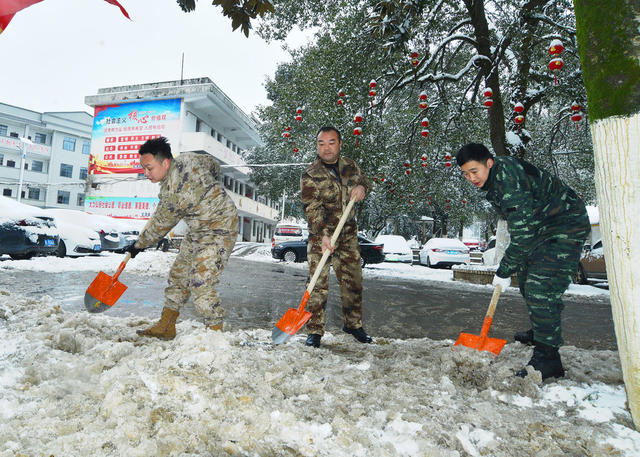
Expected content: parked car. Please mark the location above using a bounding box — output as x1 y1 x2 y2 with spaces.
462 238 481 251
113 218 148 252
43 208 102 257
374 235 413 263
419 237 470 268
44 208 122 252
271 223 306 248
271 235 385 267
576 239 607 284
0 196 59 259
481 236 497 265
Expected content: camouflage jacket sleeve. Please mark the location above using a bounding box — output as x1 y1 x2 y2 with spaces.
301 172 330 239
134 196 182 249
486 159 537 278
350 160 372 196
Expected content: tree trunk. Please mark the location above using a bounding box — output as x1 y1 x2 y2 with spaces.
573 0 640 430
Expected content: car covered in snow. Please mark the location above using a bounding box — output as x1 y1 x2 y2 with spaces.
271 223 306 247
419 237 470 268
374 234 413 263
41 208 122 252
271 235 385 267
42 208 102 257
576 239 607 284
0 196 59 259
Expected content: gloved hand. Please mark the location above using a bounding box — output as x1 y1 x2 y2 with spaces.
492 274 511 290
125 244 144 258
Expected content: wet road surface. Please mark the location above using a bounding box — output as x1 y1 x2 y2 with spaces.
0 257 616 350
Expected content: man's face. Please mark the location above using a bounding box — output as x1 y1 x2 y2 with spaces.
461 158 494 188
316 130 341 164
140 153 170 183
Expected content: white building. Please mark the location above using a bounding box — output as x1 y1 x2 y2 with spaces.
83 77 280 242
0 103 92 210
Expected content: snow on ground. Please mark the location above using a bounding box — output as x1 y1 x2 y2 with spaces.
0 289 637 456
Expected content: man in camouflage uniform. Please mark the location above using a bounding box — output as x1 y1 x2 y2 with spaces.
126 136 238 340
456 143 590 379
300 126 373 348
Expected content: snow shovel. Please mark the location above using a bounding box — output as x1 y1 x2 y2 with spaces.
454 284 507 356
272 199 357 344
84 252 131 313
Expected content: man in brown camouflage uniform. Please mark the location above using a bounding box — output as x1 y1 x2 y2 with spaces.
126 136 238 340
300 126 373 348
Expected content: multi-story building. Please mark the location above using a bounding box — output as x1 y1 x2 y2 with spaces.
0 102 92 209
83 77 279 242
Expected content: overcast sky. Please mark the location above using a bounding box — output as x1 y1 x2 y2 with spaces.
0 0 309 118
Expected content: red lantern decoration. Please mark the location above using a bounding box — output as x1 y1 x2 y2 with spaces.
444 153 451 161
421 117 430 128
444 162 452 168
353 126 362 147
483 88 493 98
484 99 493 108
404 160 411 168
409 49 418 59
462 199 467 204
411 59 419 67
282 132 291 139
514 102 524 113
295 115 302 122
409 200 414 205
369 80 377 89
422 162 428 169
296 107 303 114
419 101 428 110
284 126 291 131
337 98 344 106
369 80 377 108
571 101 582 112
354 112 363 123
339 89 345 97
421 130 430 144
446 204 451 209
548 58 564 85
514 114 525 133
548 39 564 55
369 88 377 97
293 147 299 153
419 91 427 101
421 153 428 161
571 111 583 131
405 168 412 176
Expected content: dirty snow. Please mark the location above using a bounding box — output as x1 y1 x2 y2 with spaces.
0 289 637 456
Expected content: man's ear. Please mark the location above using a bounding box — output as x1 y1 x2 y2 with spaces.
487 158 494 169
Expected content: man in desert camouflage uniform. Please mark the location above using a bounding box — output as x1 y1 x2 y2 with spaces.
126 136 238 340
456 143 590 379
300 126 373 348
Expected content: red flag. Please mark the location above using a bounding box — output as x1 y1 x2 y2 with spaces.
0 0 129 35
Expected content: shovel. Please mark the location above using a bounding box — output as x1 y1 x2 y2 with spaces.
84 252 131 313
272 199 356 344
454 284 507 356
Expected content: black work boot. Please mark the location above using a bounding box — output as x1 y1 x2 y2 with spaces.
305 334 322 348
514 328 534 345
516 343 565 380
343 326 373 344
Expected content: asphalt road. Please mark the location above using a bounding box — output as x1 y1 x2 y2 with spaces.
0 257 616 350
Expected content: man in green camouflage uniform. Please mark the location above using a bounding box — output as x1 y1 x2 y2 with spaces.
456 143 590 379
126 136 238 340
300 126 373 348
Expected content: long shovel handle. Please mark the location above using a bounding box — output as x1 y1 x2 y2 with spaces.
297 199 356 313
485 284 502 319
111 251 131 283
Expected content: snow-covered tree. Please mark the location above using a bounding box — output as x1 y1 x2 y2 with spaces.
573 0 640 431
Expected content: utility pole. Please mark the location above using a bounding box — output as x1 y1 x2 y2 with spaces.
280 190 286 221
17 137 33 203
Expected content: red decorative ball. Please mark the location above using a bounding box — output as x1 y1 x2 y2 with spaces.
548 40 564 55
444 162 452 168
514 102 524 113
514 115 525 125
353 127 362 136
421 117 430 128
549 58 564 71
337 99 344 106
369 80 377 89
484 99 493 107
483 88 493 98
419 91 427 101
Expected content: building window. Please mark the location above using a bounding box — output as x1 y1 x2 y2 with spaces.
0 125 7 136
63 137 76 151
3 189 11 197
31 160 43 172
79 167 88 180
34 133 47 144
7 160 15 168
9 132 18 138
60 163 73 178
57 190 70 204
23 162 28 170
226 140 232 149
217 133 222 142
77 193 85 206
28 188 40 200
0 154 3 166
82 141 90 155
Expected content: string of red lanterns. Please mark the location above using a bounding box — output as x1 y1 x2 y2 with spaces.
548 39 564 86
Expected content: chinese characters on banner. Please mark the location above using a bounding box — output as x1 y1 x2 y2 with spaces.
85 196 159 220
88 99 182 175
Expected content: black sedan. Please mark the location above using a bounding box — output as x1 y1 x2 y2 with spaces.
271 235 385 267
0 215 59 260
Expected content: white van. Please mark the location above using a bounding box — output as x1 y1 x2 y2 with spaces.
272 223 306 247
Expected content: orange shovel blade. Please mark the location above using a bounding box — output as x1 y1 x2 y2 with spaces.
454 332 507 356
273 308 312 337
86 271 128 307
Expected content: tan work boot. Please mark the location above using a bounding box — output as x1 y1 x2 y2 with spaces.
208 323 223 331
137 307 179 340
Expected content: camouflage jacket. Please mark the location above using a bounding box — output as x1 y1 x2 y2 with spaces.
135 152 237 249
301 156 371 241
482 156 590 278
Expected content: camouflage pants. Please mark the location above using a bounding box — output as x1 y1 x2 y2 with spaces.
165 218 238 327
518 236 587 348
305 234 364 335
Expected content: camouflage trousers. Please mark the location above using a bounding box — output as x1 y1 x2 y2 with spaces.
165 218 238 327
305 234 364 335
518 235 588 348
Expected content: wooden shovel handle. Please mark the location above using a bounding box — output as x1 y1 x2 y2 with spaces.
111 251 131 283
306 199 356 295
485 284 502 319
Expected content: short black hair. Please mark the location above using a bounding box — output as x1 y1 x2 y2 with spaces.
139 136 173 161
317 126 342 143
456 143 493 166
